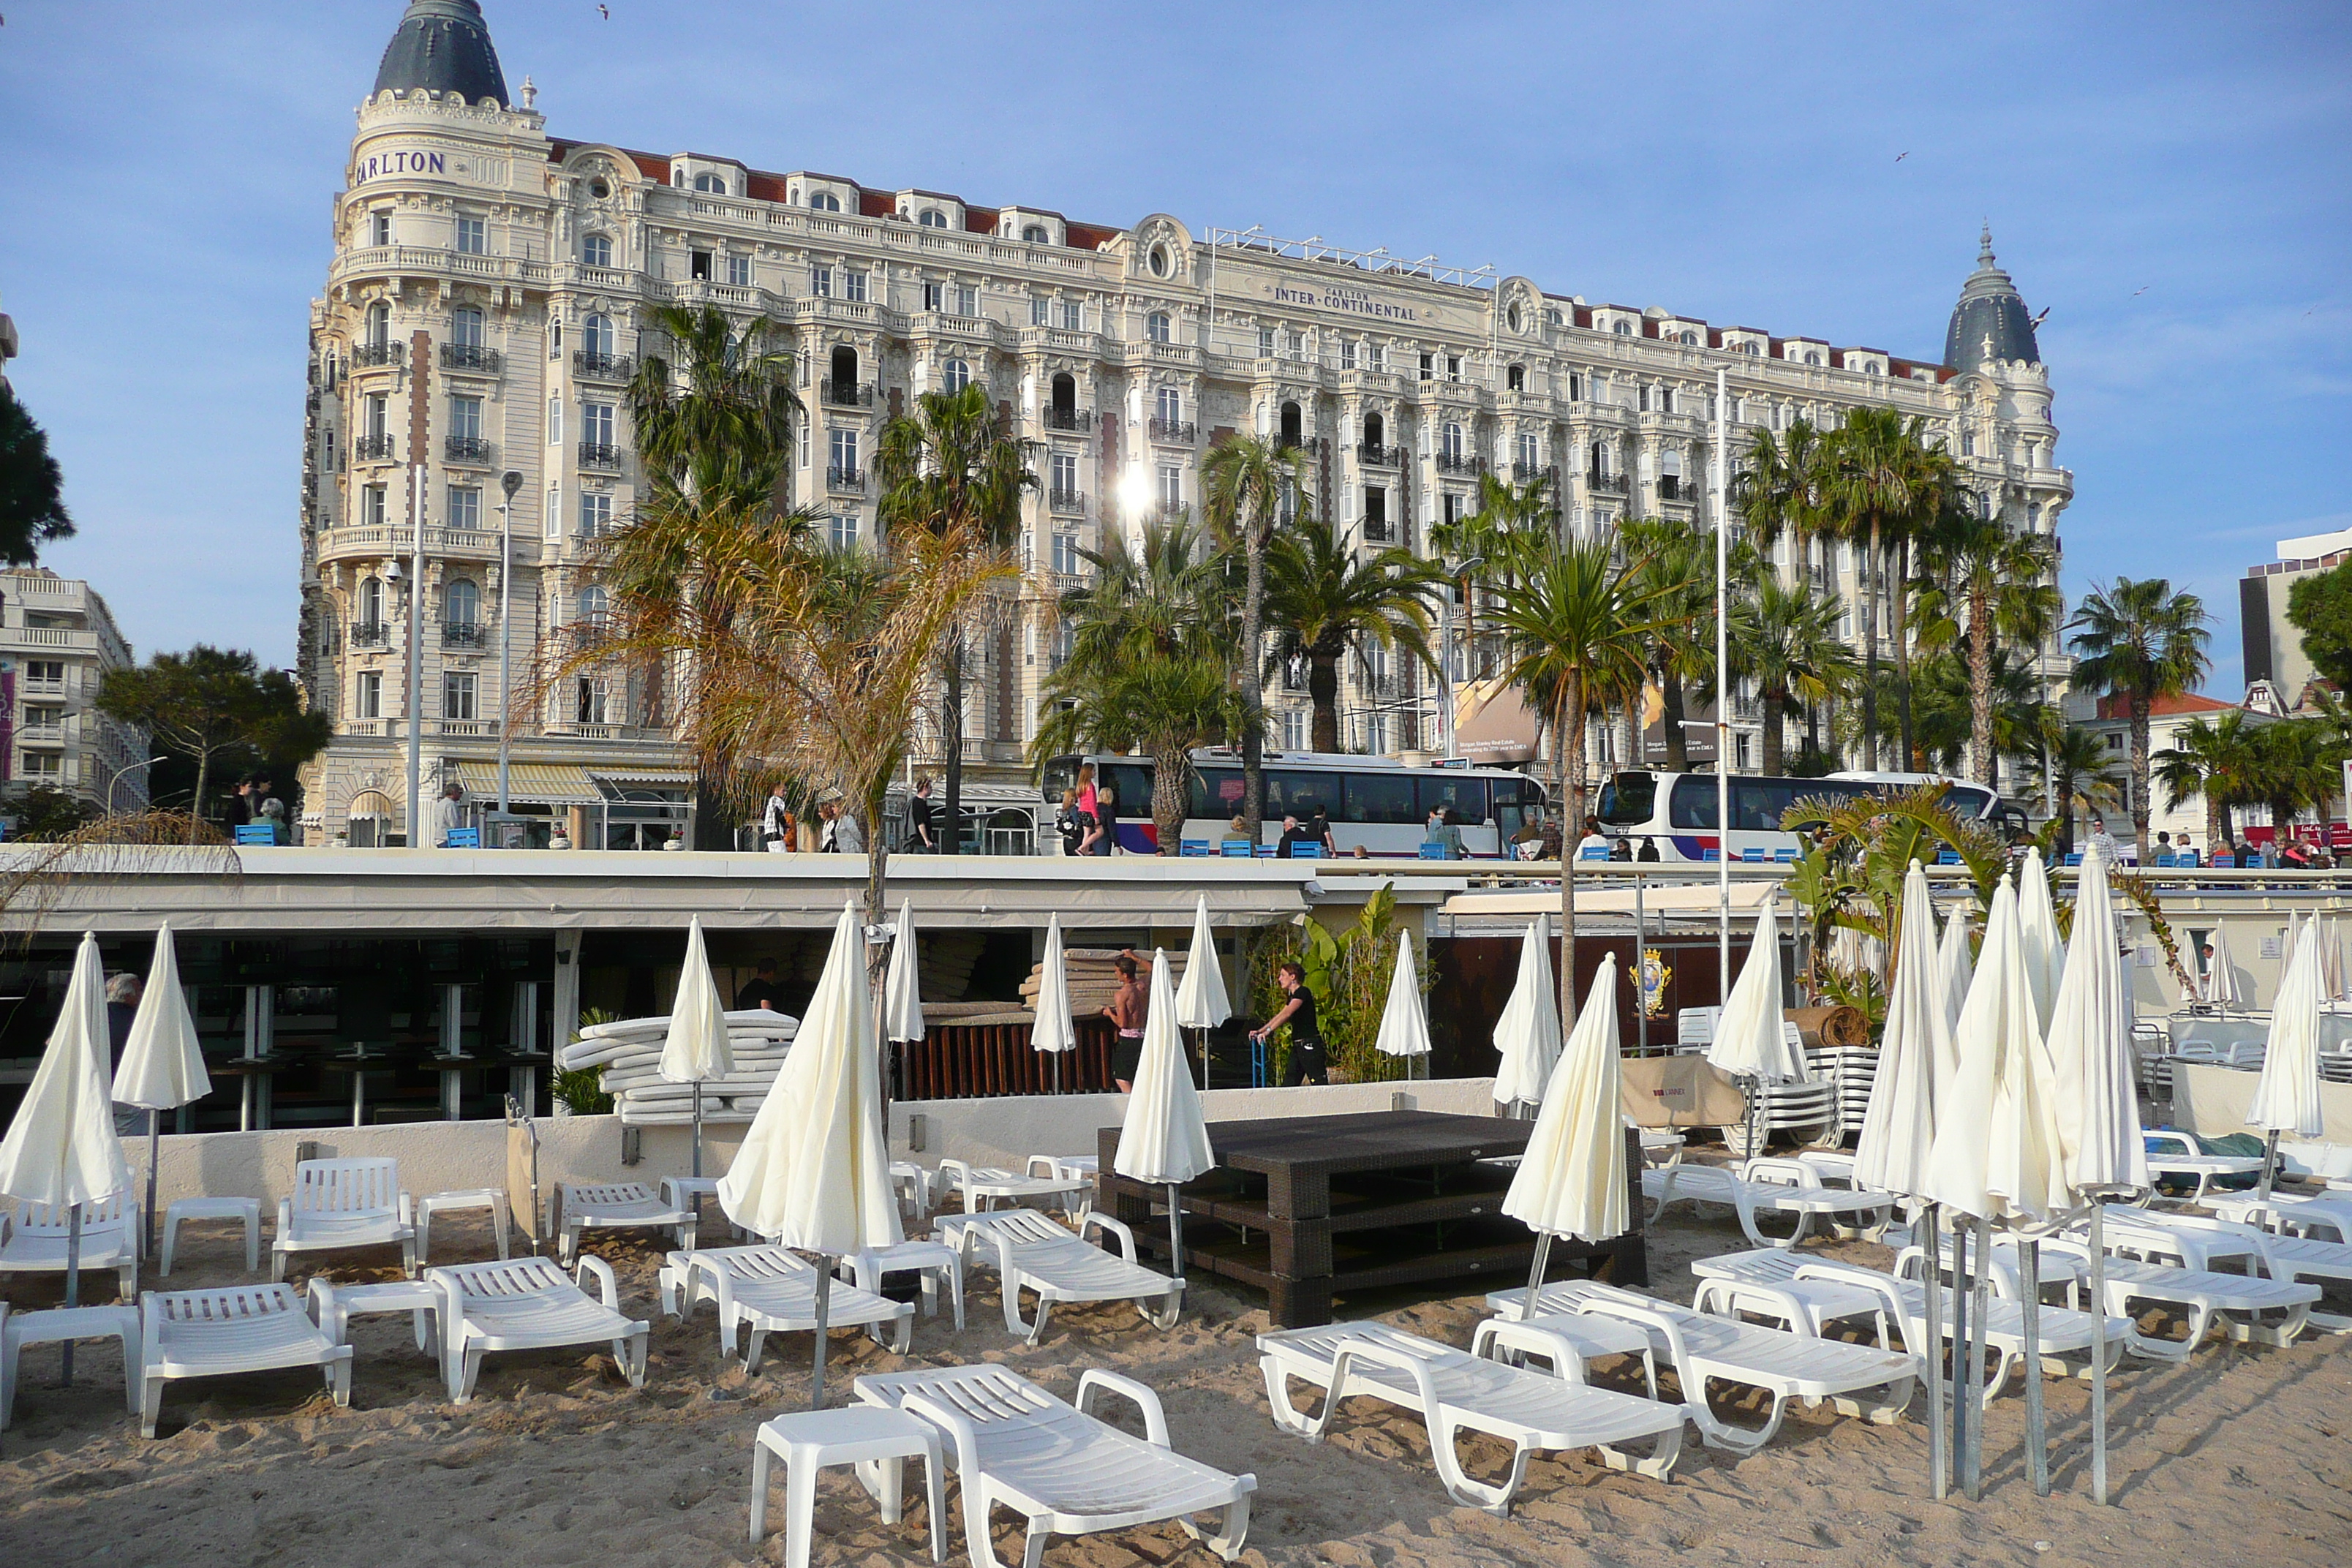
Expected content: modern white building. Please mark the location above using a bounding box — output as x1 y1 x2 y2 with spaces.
300 0 2073 843
0 567 147 815
2240 524 2352 705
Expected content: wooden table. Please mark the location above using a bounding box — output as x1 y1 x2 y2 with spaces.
1098 1109 1646 1327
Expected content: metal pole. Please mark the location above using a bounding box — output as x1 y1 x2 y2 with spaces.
1167 1182 1186 1283
2023 1238 2048 1496
692 1082 704 1180
1950 1213 1970 1489
1714 368 1731 1001
1964 1213 1994 1499
62 1203 81 1385
808 1258 832 1409
146 1111 162 1258
406 456 426 846
2257 1127 2283 1199
2089 1202 2110 1504
496 472 519 817
1635 874 1648 1054
1923 1200 1946 1499
1521 1231 1554 1319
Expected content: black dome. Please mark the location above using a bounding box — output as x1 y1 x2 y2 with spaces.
374 0 509 106
1943 225 2041 372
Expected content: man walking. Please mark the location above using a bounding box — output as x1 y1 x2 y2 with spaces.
1251 962 1329 1086
761 783 791 852
907 777 938 853
834 803 866 856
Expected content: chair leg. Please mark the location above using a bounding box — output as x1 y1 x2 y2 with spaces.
244 1213 260 1274
784 1448 819 1568
1021 1517 1053 1568
744 1327 766 1376
415 1211 431 1267
494 1202 510 1261
140 1373 165 1439
327 1355 353 1409
401 1236 418 1280
748 1443 772 1542
1179 1496 1252 1562
922 1448 946 1563
454 1346 485 1403
620 1330 648 1389
272 1245 288 1284
875 1455 905 1525
160 1213 180 1278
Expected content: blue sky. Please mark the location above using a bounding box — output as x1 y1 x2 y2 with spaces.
1 1 2345 693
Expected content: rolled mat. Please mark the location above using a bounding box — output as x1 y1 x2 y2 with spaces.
1785 1004 1872 1049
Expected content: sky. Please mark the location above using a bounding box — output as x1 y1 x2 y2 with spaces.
1 1 2345 694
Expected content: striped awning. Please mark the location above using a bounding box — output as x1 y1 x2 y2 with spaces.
449 761 605 804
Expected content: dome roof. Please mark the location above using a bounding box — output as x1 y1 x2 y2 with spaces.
374 0 509 107
1943 225 2040 372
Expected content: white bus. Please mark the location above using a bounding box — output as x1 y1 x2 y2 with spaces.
1039 750 1548 857
1592 768 2019 862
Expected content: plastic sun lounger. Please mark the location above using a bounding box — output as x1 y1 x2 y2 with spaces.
659 1245 913 1367
1255 1319 1686 1514
552 1181 696 1266
932 1159 1090 1215
858 1362 1256 1568
2141 1131 2266 1200
274 1158 417 1281
2110 1207 2352 1330
139 1285 353 1438
1 1194 142 1300
2036 1232 2318 1354
427 1256 649 1403
1482 1280 1918 1454
2206 1193 2352 1246
949 1207 1182 1343
1642 1160 1895 1248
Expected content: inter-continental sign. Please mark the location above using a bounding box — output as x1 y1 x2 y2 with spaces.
1263 282 1418 323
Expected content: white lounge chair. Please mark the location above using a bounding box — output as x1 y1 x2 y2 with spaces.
1256 1319 1686 1513
660 1245 913 1366
941 1207 1181 1343
2141 1131 2265 1200
858 1362 1256 1568
932 1158 1089 1215
551 1181 696 1267
427 1255 649 1402
1795 1256 2131 1404
1485 1280 1918 1453
2206 1193 2352 1247
2107 1207 2352 1330
1 1194 142 1300
2035 1232 2318 1354
274 1158 416 1281
1642 1160 1893 1248
139 1285 353 1437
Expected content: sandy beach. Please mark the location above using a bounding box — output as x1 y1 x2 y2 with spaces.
4 1203 2348 1568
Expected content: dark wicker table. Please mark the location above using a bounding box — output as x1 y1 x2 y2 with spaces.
1097 1109 1646 1327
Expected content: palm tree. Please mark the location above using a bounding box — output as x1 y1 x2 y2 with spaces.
2035 718 2122 858
625 304 800 513
1488 537 1685 1006
1621 517 1720 772
2068 578 2212 862
2246 719 2345 851
1734 420 1834 755
876 384 1038 853
1727 573 1858 776
1912 505 2062 786
1264 523 1446 753
1202 436 1312 837
2153 711 2260 851
1822 407 1956 768
1430 470 1558 676
1899 648 2049 777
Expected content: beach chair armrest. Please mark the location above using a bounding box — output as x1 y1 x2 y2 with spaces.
1025 1155 1060 1181
1574 1295 1692 1369
1792 1262 1910 1327
934 1159 975 1194
1080 1210 1139 1260
1077 1368 1172 1447
1472 1316 1598 1380
575 1254 621 1311
1319 1338 1444 1428
399 1192 416 1227
901 1387 981 1474
276 1197 294 1237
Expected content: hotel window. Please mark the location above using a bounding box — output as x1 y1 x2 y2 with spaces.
1440 422 1463 463
451 306 485 348
578 491 613 537
356 671 382 720
1517 433 1539 470
1281 708 1308 751
581 401 615 448
810 264 832 298
1259 326 1276 357
21 660 64 687
693 171 728 195
447 485 482 530
1443 491 1466 527
1507 363 1525 391
1613 321 1633 336
829 427 859 478
1051 453 1078 494
1155 386 1182 424
828 513 859 550
546 396 562 445
918 208 948 228
923 282 944 313
1060 299 1083 331
1960 428 1976 457
942 358 970 395
446 577 480 627
844 270 867 303
363 302 391 349
361 483 388 527
1022 225 1048 243
1362 486 1390 540
358 576 385 627
1341 339 1357 370
1368 342 1387 372
581 233 612 268
727 253 752 287
807 190 841 212
1158 466 1182 510
1418 352 1433 381
1050 531 1085 574
956 284 978 317
370 210 392 246
1364 713 1390 756
450 395 483 442
454 216 486 255
1446 355 1462 381
576 585 609 627
576 677 608 725
442 671 478 723
582 314 615 359
1146 312 1172 344
1030 295 1049 326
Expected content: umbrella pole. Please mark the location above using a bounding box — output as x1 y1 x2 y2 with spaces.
2089 1202 2109 1505
1167 1183 1186 1282
1964 1213 1994 1500
1522 1232 1554 1320
2023 1237 2048 1496
2257 1128 2282 1200
147 1109 163 1258
692 1082 704 1180
808 1257 832 1410
1923 1201 1946 1500
1949 1211 1969 1482
63 1202 82 1387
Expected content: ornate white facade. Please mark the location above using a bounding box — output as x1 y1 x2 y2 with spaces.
300 2 2071 841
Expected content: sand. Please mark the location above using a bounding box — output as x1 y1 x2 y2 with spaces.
4 1203 2350 1568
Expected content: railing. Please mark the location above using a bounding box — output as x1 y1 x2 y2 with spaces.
349 622 391 649
17 723 64 744
573 350 634 380
826 466 867 492
1362 516 1393 543
1147 417 1196 445
1357 443 1405 467
1434 453 1481 475
558 723 623 739
445 435 494 464
440 343 501 374
1656 475 1692 501
355 434 397 461
1048 488 1087 513
1512 461 1559 485
578 442 624 470
435 720 500 737
350 342 404 369
821 379 875 407
443 622 488 648
1588 471 1630 494
1039 407 1091 431
1274 435 1323 456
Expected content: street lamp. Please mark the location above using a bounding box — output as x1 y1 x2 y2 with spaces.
496 469 524 821
105 755 160 817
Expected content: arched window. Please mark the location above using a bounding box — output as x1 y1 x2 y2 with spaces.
942 358 970 395
358 576 384 629
1506 303 1523 333
1589 440 1609 476
1441 422 1463 463
1804 352 1823 366
583 313 614 358
1362 411 1385 449
1741 341 1760 356
1279 401 1303 448
451 306 484 348
918 208 948 228
1022 225 1048 244
581 233 613 268
693 171 728 195
807 191 841 212
446 578 480 627
829 344 858 394
576 585 609 627
1680 331 1699 345
1050 372 1077 416
1145 312 1171 344
364 302 391 349
1507 363 1526 392
1613 321 1633 336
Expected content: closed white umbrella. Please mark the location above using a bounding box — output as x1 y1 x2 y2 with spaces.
2016 850 2067 1033
1490 916 1561 1115
883 900 924 1044
2323 915 2346 1002
1031 914 1076 1092
1504 951 1627 1307
1855 862 1950 1199
659 916 736 1179
2247 915 2327 1190
1936 906 1975 1038
111 923 211 1256
1373 929 1432 1076
1113 950 1214 1286
718 902 902 1406
0 932 131 1385
1708 893 1804 1156
2204 924 2244 1011
1174 895 1232 1030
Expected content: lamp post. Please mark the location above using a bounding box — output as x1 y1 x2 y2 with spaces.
1437 554 1485 761
1714 368 1730 999
496 470 524 819
105 755 160 817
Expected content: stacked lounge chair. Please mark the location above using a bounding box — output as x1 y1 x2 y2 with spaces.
557 1009 797 1126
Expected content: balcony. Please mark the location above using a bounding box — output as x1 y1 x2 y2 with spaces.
1357 443 1405 468
578 442 625 471
573 350 635 381
17 723 64 745
1039 407 1092 432
1362 516 1393 544
440 342 502 374
1273 435 1323 456
350 342 404 369
826 466 867 493
434 719 500 738
821 379 875 407
445 434 494 464
443 622 488 649
354 434 397 462
1434 453 1481 476
1512 461 1559 486
1656 475 1692 502
348 622 392 649
1048 488 1087 513
1147 417 1196 445
1588 471 1631 495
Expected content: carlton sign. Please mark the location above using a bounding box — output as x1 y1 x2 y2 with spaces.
356 148 449 181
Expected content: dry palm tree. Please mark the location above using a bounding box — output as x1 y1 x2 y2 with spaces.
1202 434 1311 840
2068 577 2212 862
1912 505 2062 786
1264 521 1446 753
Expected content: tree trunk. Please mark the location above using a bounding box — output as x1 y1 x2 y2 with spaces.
1861 516 1882 769
941 630 965 856
1242 524 1266 840
1556 676 1586 1029
1662 671 1690 772
189 747 211 846
862 791 893 1103
1761 690 1787 777
1308 650 1341 753
1968 587 1997 789
1893 533 1916 769
1154 751 1188 855
1800 529 1823 758
2129 699 2152 863
2208 791 2226 856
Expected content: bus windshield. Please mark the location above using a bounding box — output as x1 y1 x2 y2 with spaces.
1596 772 1657 828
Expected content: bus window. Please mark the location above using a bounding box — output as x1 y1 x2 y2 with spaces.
1188 766 1244 821
1491 777 1536 836
1267 770 1341 822
1104 763 1154 821
1946 785 1994 821
1667 774 1719 829
1420 775 1490 826
1733 779 1801 832
1346 771 1418 825
1595 772 1655 828
1041 755 1079 804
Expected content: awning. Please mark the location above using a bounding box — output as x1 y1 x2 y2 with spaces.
347 789 397 821
449 761 605 804
595 770 696 789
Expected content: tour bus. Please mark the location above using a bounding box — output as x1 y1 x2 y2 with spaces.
1593 768 2021 862
1038 750 1548 857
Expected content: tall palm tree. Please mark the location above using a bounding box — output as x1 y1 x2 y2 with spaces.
876 384 1037 852
1202 435 1312 839
1727 573 1858 776
2035 718 2122 858
1734 419 1834 755
1488 537 1685 1006
1912 505 2062 787
1822 407 1955 768
1620 517 1718 772
1264 523 1446 753
1431 470 1558 676
2246 719 2345 851
1899 647 2049 777
625 304 800 513
2153 711 2260 851
2068 577 2212 862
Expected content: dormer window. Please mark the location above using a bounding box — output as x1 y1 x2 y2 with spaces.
1022 225 1048 244
693 172 728 195
1679 331 1698 345
919 208 948 228
807 191 842 212
1613 321 1632 336
1804 352 1823 366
